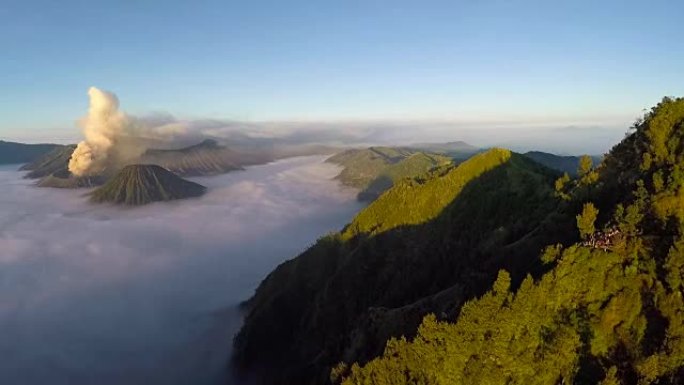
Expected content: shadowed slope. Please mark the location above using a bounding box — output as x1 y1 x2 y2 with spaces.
340 97 684 385
233 148 565 385
357 152 453 201
90 165 206 206
523 151 603 176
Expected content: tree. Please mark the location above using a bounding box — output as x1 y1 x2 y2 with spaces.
554 173 571 200
577 202 598 240
578 155 593 177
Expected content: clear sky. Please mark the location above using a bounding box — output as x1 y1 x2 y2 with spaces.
1 0 683 143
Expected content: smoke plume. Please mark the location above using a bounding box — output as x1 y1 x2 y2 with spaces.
68 87 132 176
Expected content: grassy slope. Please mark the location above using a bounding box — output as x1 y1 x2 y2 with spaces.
346 148 511 236
328 147 453 200
90 164 206 205
328 147 413 189
358 152 452 200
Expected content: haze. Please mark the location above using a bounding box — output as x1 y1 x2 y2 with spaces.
0 157 363 385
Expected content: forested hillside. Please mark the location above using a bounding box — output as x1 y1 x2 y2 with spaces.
327 147 453 201
337 97 684 384
234 146 576 384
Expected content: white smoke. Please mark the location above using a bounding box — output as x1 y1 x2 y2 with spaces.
68 87 131 176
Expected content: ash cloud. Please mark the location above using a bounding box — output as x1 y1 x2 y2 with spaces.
0 157 363 385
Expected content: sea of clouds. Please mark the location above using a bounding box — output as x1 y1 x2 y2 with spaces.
0 156 363 385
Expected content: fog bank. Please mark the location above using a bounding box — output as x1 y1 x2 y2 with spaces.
0 156 363 385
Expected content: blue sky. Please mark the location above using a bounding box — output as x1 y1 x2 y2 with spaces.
1 0 683 144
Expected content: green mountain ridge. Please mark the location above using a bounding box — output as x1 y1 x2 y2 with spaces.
90 164 206 205
327 146 453 201
234 97 684 385
335 97 684 384
233 148 570 384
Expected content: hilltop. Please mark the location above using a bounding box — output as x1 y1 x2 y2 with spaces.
524 150 603 176
90 164 206 206
235 98 684 385
335 97 684 385
234 148 567 384
327 147 454 201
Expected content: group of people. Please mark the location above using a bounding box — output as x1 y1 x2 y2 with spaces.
581 226 621 251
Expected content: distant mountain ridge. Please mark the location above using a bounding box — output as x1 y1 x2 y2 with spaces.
407 140 480 158
0 140 61 165
139 139 245 176
523 151 603 176
21 139 275 189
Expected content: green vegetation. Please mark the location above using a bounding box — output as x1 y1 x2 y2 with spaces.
327 147 453 201
335 97 684 385
234 147 567 384
90 164 206 205
576 202 598 239
344 148 512 236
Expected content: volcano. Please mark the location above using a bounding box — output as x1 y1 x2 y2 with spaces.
139 139 244 176
90 164 206 206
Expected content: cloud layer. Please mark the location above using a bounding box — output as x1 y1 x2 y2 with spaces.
0 156 363 385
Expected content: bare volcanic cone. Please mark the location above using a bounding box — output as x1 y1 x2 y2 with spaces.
90 164 206 206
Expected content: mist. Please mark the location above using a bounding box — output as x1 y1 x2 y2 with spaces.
0 156 363 385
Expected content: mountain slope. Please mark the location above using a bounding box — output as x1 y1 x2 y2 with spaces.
327 147 453 201
139 139 246 176
24 139 249 188
0 140 60 165
90 165 206 205
407 141 480 158
21 145 76 178
233 148 568 384
37 170 106 189
523 151 603 176
338 97 684 385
